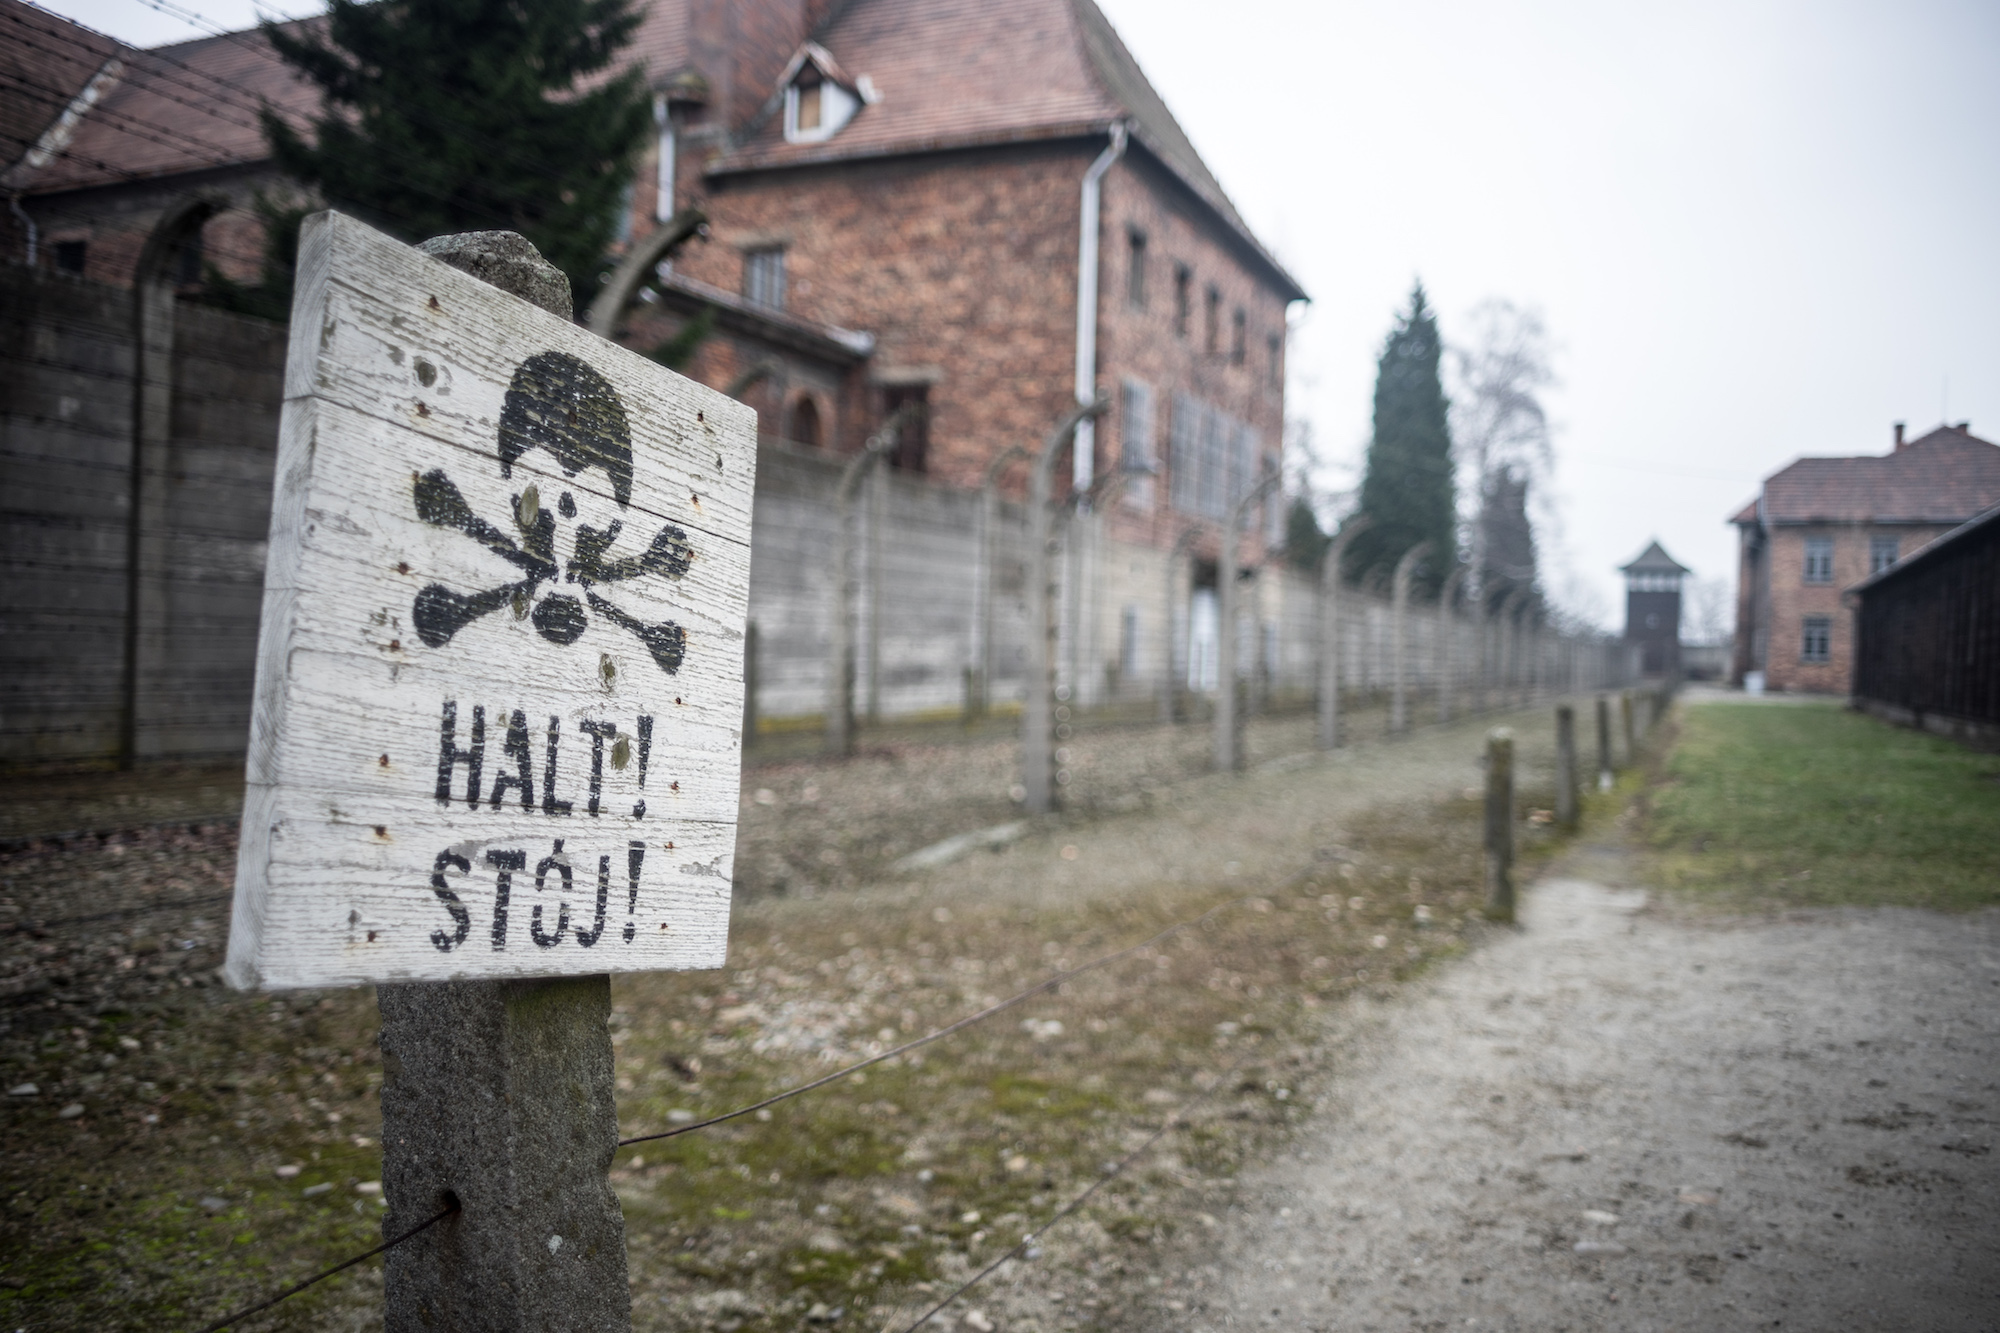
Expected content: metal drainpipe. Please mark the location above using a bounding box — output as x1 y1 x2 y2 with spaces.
1071 122 1128 495
653 95 675 225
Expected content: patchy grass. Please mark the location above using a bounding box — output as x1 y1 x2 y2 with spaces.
1643 701 2000 910
0 827 389 1332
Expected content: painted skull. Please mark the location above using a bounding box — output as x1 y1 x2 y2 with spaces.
410 350 691 673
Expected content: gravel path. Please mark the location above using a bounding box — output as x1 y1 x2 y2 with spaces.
1196 845 2000 1332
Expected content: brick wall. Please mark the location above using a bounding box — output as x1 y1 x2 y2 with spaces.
1761 523 1954 693
675 142 1092 482
661 137 1296 562
1095 150 1288 557
24 165 279 289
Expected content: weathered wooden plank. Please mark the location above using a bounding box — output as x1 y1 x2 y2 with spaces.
228 212 756 990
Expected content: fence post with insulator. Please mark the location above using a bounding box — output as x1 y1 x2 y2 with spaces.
1555 703 1578 831
1483 727 1515 922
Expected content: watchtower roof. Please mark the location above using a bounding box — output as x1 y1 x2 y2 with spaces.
1619 540 1690 576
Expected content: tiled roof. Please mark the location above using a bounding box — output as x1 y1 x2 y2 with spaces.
1849 500 2000 595
624 0 688 88
1619 539 1689 574
21 20 319 193
1 0 120 183
717 0 1119 170
10 0 1302 299
712 0 1305 299
1741 425 2000 527
654 269 875 362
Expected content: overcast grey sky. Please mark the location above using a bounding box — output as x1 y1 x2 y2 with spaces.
1093 0 2000 623
47 0 2000 624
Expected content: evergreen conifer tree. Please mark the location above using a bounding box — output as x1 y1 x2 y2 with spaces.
260 0 653 295
1285 495 1329 572
1346 283 1456 588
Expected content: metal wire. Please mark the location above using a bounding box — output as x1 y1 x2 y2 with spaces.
166 868 1308 1327
615 881 1295 1149
193 1200 457 1333
895 1047 1253 1333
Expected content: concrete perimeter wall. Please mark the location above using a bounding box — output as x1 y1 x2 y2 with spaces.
0 262 282 768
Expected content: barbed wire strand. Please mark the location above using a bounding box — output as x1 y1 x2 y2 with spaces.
193 1200 458 1333
895 1046 1255 1333
0 26 542 244
15 0 629 201
110 0 651 198
614 880 1300 1150
4 891 232 934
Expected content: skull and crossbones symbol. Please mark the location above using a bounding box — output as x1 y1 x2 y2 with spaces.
410 350 692 673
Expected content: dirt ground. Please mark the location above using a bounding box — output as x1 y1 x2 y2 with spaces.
9 690 1995 1331
1183 843 2000 1332
0 695 1579 1330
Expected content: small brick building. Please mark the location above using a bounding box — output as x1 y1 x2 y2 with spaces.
1730 422 2000 693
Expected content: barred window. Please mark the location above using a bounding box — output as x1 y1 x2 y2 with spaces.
744 247 785 310
1803 536 1833 584
1801 616 1831 663
1169 393 1259 521
1119 378 1155 509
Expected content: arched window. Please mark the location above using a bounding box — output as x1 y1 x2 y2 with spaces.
786 395 822 448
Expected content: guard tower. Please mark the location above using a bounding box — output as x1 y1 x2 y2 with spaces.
1620 540 1689 677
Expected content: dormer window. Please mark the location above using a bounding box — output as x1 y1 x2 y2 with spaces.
782 45 861 144
795 63 824 132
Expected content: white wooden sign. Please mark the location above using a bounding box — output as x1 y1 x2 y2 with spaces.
225 212 755 990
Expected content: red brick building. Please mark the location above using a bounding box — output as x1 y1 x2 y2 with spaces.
6 0 1307 716
1730 422 2000 693
5 0 1305 544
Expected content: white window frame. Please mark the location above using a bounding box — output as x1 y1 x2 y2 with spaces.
1869 534 1898 574
784 75 859 144
744 247 786 310
1801 615 1832 664
1803 536 1833 584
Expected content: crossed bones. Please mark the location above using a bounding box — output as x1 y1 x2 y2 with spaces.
409 350 692 675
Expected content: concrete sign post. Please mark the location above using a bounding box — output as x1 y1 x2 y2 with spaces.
224 214 756 1329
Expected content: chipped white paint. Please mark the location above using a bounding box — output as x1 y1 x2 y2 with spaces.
226 212 756 990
